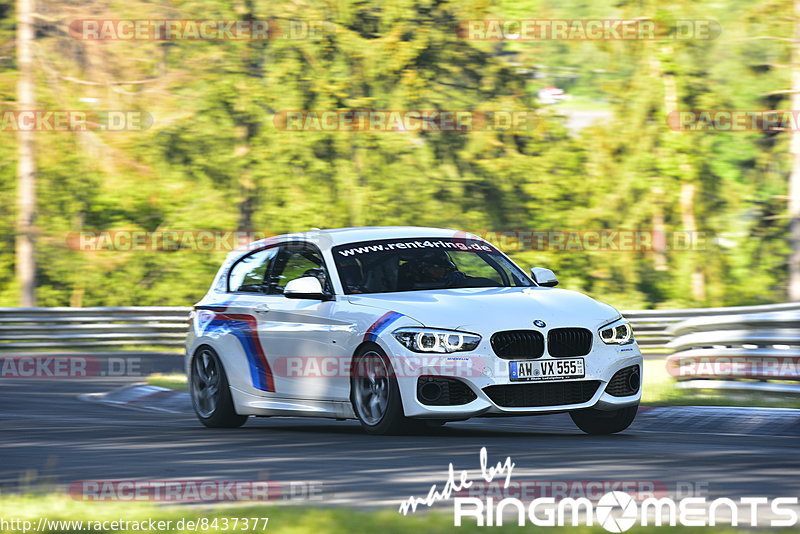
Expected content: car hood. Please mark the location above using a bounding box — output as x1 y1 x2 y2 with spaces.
346 287 621 333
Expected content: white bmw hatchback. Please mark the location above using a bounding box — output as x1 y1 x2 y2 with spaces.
186 226 642 435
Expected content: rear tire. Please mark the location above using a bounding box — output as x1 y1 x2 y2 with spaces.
350 345 414 435
570 404 638 435
190 346 248 428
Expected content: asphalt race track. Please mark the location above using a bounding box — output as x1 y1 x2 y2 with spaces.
1 352 798 509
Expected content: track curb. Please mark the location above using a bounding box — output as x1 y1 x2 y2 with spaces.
79 383 190 414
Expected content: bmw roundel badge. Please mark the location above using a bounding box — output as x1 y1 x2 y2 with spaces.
533 320 546 328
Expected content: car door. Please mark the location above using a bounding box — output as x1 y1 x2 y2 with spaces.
215 245 281 395
255 241 354 401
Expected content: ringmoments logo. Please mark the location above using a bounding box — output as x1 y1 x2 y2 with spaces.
452 491 800 530
399 448 800 531
595 492 638 532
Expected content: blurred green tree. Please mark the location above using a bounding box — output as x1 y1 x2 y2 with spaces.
0 0 795 309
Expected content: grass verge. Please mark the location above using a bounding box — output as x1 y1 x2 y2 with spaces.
0 494 791 534
642 359 800 409
146 373 188 391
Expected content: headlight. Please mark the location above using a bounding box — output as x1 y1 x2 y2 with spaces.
392 328 481 353
598 319 633 345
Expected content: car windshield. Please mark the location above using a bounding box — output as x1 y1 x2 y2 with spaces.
331 237 533 294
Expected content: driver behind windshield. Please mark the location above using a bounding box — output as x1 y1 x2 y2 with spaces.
408 250 498 289
415 250 461 285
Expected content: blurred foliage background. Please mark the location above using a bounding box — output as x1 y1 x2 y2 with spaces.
0 0 795 309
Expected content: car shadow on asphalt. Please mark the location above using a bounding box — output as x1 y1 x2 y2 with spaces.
232 418 640 439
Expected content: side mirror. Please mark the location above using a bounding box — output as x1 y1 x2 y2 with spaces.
530 267 558 287
284 276 331 300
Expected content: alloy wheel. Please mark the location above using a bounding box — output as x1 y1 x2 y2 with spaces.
191 348 220 418
353 351 391 425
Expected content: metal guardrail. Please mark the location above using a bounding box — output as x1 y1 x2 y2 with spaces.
664 309 800 393
623 302 800 348
0 307 190 349
1 302 799 381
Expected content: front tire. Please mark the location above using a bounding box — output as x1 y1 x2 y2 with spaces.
190 346 247 428
570 404 638 435
350 345 413 435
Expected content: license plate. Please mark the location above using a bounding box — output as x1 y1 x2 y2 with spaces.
509 358 585 381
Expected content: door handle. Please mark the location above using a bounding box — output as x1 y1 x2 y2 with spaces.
254 304 270 314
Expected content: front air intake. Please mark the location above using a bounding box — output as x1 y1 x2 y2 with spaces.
606 365 641 397
416 377 477 406
483 381 600 408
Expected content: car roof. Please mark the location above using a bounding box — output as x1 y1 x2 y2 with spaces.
231 226 484 256
317 226 480 245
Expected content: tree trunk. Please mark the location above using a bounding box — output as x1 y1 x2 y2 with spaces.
789 0 800 300
651 187 668 271
659 45 705 302
235 0 264 234
680 182 705 302
16 0 36 307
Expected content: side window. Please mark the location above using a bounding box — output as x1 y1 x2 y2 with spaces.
450 252 506 285
268 245 329 294
228 247 278 293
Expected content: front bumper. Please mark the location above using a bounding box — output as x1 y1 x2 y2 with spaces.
385 337 643 419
